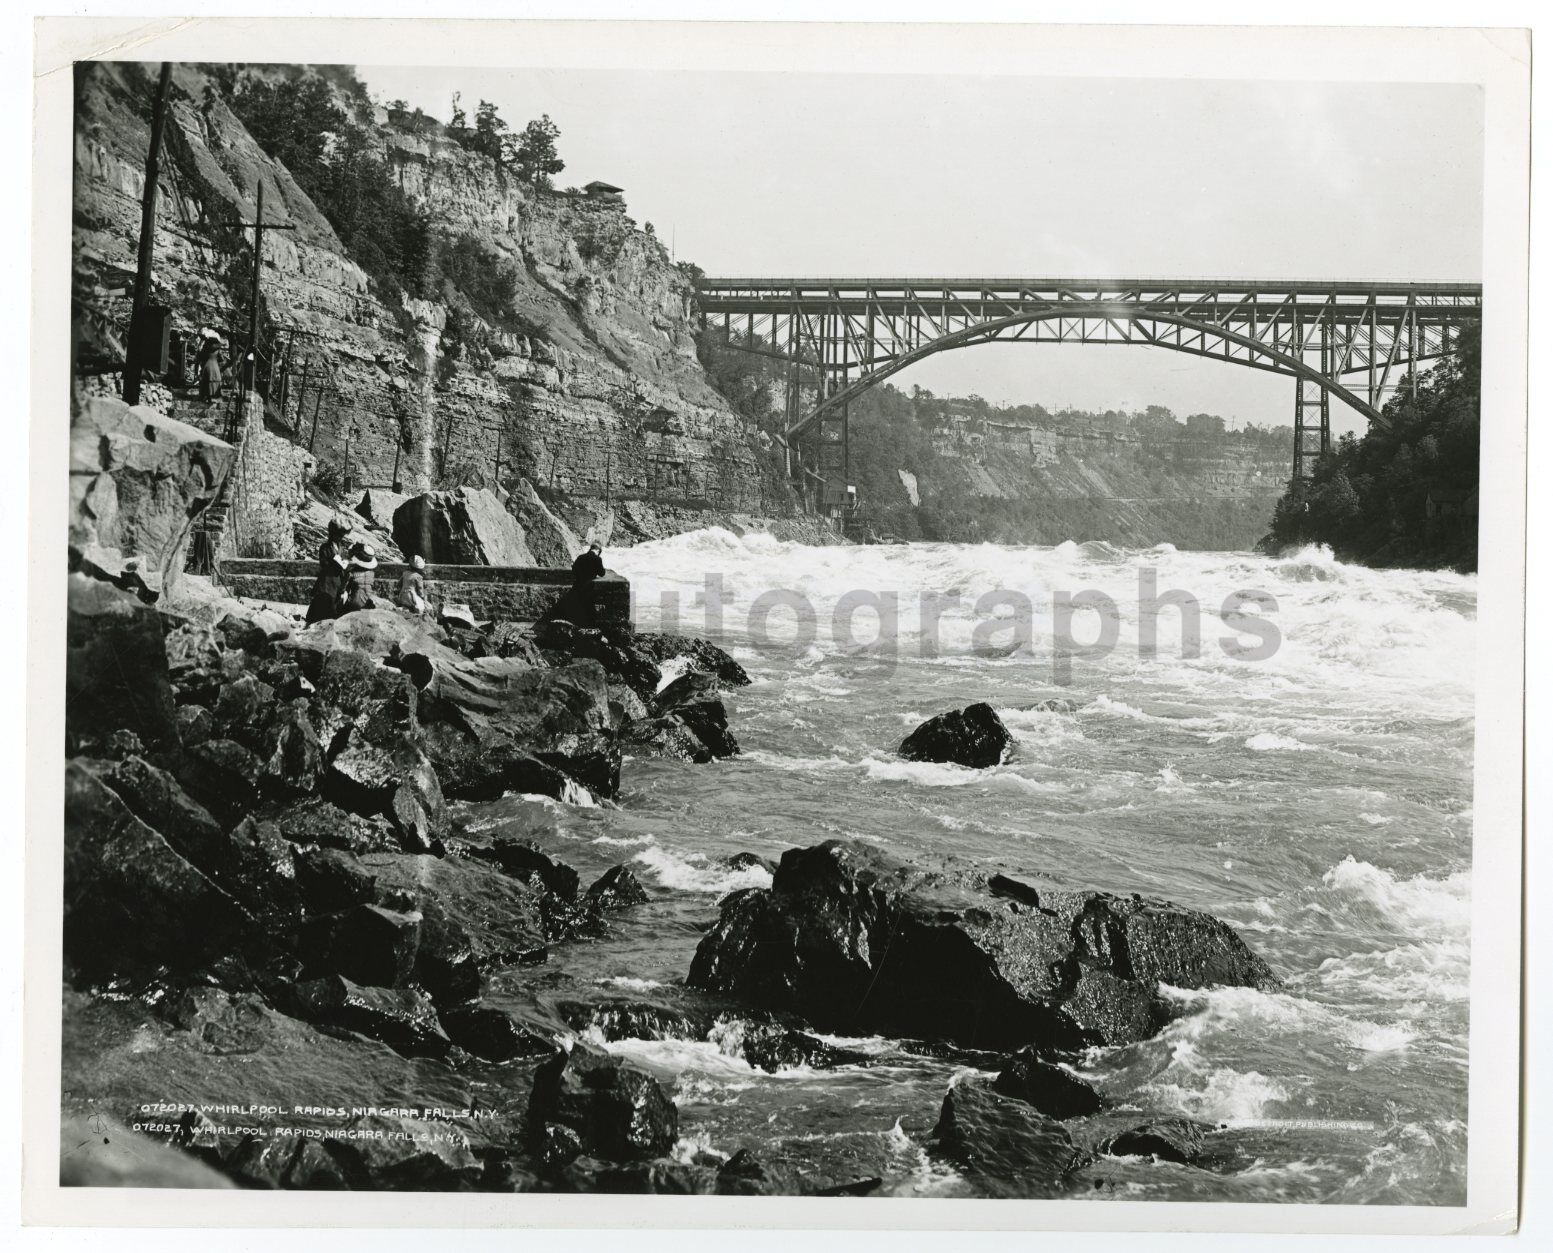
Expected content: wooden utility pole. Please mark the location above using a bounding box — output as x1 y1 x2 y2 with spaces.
123 61 172 406
239 179 296 394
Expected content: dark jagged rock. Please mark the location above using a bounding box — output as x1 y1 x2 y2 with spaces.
293 846 377 915
640 670 739 758
632 632 752 687
688 840 1280 1053
321 1113 483 1190
291 975 451 1059
322 733 448 854
527 1042 678 1164
715 1148 804 1196
93 754 227 870
462 838 600 942
739 1024 874 1074
472 837 581 901
174 703 213 748
533 1122 585 1171
412 656 619 801
257 700 326 799
586 865 649 911
649 669 723 717
674 700 740 759
210 673 277 751
933 1078 1082 1198
269 797 401 856
899 702 1014 768
400 906 480 1007
533 621 662 702
64 760 249 975
440 1005 557 1062
359 852 547 971
606 683 649 729
318 903 422 987
621 715 710 763
66 574 179 754
307 648 419 752
180 738 264 821
993 1049 1104 1119
725 851 778 876
1098 1118 1217 1165
218 815 301 915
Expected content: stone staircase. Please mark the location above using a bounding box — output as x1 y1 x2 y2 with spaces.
183 395 249 577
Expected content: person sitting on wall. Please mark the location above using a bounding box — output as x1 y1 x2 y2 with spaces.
195 330 226 404
539 541 606 629
341 543 379 615
396 554 430 616
305 519 350 624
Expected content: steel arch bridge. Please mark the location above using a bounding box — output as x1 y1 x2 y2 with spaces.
692 277 1482 506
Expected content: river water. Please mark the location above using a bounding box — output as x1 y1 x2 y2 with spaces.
469 532 1476 1203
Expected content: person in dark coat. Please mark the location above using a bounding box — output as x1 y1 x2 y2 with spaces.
305 520 350 624
195 331 226 403
541 541 606 628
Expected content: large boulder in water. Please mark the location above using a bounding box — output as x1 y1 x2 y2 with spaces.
410 655 621 800
688 840 1280 1053
392 487 535 566
527 1042 678 1164
631 632 751 687
933 1078 1083 1198
899 702 1013 768
993 1049 1103 1119
69 393 234 600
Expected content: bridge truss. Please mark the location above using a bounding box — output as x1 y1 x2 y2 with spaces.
692 277 1482 504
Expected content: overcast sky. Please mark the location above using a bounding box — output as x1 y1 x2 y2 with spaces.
359 66 1483 432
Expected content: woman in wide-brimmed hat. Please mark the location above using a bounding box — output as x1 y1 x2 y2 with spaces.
341 541 379 615
305 518 350 624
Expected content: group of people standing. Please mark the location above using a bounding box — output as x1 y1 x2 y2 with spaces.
304 517 609 629
304 520 430 625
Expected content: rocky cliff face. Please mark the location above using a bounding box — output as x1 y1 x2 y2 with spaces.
71 63 789 536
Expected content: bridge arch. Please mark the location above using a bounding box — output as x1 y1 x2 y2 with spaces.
788 302 1384 442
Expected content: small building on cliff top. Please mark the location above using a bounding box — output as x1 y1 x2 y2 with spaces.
584 180 625 204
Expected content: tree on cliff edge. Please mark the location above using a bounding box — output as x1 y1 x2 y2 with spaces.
1258 324 1480 571
513 115 565 188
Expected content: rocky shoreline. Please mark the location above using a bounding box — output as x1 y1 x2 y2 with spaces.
62 574 1285 1194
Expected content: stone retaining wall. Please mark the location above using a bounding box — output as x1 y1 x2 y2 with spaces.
219 559 630 626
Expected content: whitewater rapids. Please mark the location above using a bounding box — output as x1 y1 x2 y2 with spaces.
494 531 1477 1203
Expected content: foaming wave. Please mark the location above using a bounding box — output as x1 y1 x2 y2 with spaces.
861 757 979 787
631 844 774 894
1319 857 1471 936
1245 732 1314 752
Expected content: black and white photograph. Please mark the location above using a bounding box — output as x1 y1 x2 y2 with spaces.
22 13 1530 1234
